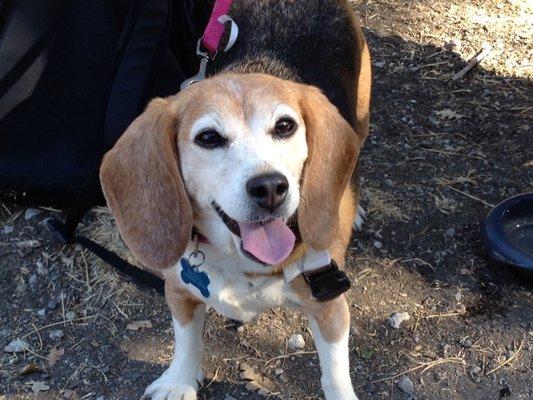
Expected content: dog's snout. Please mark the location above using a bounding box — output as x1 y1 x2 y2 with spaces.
246 172 289 212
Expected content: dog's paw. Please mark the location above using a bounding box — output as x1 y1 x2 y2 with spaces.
141 375 197 400
353 205 366 231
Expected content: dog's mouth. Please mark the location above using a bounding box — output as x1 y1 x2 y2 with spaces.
212 202 296 266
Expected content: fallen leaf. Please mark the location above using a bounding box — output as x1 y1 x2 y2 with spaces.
435 109 464 120
239 363 278 397
47 346 65 367
3 338 29 353
19 363 44 376
356 346 375 360
27 380 50 394
127 320 153 331
16 239 41 248
60 255 75 268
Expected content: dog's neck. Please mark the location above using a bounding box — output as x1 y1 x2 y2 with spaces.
218 55 300 83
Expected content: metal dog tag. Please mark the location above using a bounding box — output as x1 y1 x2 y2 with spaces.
180 258 210 298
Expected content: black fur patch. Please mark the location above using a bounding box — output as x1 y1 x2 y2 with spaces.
206 0 361 126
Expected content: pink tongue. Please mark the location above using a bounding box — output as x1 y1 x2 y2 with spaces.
238 218 296 265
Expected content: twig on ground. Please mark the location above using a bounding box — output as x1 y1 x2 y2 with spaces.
265 351 318 366
452 44 492 80
486 339 525 376
204 367 220 389
440 183 495 208
402 258 436 271
411 60 449 71
18 316 98 340
369 357 466 384
425 312 465 320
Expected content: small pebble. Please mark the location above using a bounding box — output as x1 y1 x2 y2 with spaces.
29 274 37 286
384 178 393 187
37 309 46 318
469 365 482 382
470 365 481 373
63 389 75 399
455 291 462 302
388 312 410 329
36 261 47 275
47 299 59 310
3 225 14 234
443 344 452 357
274 368 284 375
460 338 473 348
65 311 76 321
396 375 415 395
373 241 383 249
236 326 244 333
445 228 456 237
49 329 64 341
3 339 29 353
224 396 237 400
25 208 41 220
288 334 306 350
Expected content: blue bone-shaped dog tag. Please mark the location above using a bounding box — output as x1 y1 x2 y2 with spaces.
180 258 210 298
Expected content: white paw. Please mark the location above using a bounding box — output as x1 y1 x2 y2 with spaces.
323 385 359 400
322 376 358 400
353 205 366 231
142 374 197 400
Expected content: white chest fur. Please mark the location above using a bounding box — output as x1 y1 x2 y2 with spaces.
172 243 290 322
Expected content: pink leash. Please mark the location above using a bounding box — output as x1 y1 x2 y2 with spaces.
202 0 234 54
180 0 237 90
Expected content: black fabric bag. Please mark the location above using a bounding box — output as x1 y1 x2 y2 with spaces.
0 0 211 292
0 0 209 205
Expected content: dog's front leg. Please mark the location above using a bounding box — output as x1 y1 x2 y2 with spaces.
303 292 358 400
142 280 205 400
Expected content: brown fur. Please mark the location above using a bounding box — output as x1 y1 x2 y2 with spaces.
100 97 194 270
163 269 202 325
291 276 350 342
296 85 361 252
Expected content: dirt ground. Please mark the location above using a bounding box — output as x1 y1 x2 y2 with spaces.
1 0 532 399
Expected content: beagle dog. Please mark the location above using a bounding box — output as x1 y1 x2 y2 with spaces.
100 1 370 399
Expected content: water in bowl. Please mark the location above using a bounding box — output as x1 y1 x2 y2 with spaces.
503 215 533 257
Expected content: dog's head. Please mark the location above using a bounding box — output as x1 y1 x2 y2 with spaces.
100 73 362 269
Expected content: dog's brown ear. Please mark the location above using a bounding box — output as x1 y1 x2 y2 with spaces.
297 86 361 250
99 98 193 269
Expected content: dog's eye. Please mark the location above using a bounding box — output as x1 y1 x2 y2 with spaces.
273 117 297 138
194 130 227 149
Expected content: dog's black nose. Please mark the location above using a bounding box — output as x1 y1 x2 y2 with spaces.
246 172 289 212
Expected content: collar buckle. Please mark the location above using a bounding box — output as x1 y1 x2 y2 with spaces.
303 260 351 302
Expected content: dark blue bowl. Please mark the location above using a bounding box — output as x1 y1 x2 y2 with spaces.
481 193 533 277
